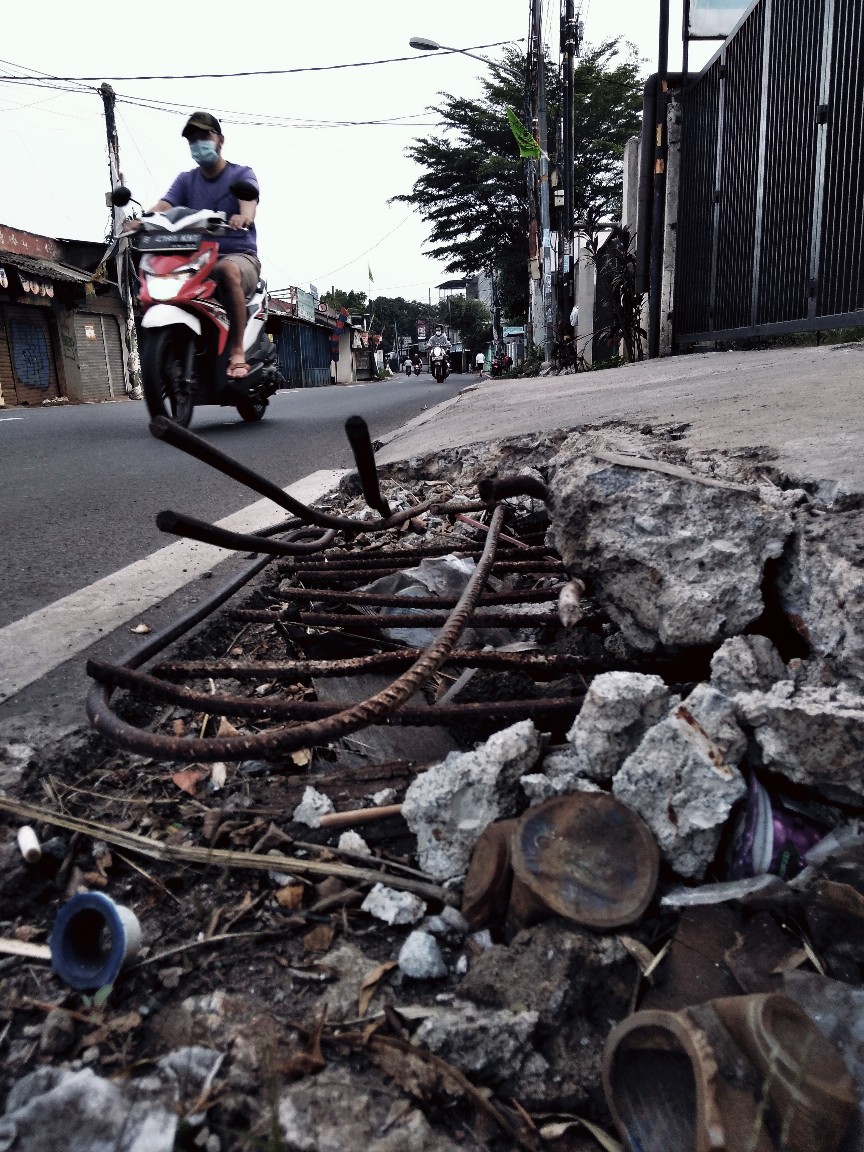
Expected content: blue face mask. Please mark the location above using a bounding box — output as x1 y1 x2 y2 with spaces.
190 140 219 167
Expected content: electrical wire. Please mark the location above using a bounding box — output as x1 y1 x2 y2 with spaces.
0 41 522 83
303 212 417 285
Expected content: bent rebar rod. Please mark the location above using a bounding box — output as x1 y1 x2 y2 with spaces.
156 511 338 556
345 415 391 516
87 505 506 761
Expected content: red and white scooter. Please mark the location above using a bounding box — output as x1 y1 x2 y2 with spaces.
113 183 282 427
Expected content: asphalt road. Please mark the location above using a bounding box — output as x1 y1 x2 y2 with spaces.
0 373 473 630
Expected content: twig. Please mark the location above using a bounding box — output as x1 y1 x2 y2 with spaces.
318 804 402 829
0 939 51 962
132 927 289 970
0 796 453 905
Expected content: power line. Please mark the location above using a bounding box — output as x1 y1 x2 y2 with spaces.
0 41 523 84
306 213 416 284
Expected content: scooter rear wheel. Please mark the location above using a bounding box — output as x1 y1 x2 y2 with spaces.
235 397 267 422
141 328 194 428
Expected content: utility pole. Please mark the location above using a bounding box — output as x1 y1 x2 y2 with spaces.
559 0 580 329
534 0 556 359
100 83 142 397
648 0 670 358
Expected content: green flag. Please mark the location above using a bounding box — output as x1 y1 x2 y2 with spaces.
506 108 541 160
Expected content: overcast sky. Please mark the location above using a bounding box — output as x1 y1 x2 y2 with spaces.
1 0 718 303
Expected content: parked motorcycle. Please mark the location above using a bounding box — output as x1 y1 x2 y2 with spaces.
490 357 502 378
112 184 282 427
429 345 450 383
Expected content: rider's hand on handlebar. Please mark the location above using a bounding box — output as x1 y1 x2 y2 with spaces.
228 213 254 231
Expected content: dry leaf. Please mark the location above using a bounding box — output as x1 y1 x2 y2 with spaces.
211 762 228 790
617 935 655 975
202 810 223 842
277 1010 327 1079
171 719 186 737
275 884 305 910
13 925 44 943
290 748 313 767
303 922 335 954
83 1010 142 1047
216 718 240 739
171 768 207 796
129 623 152 634
358 960 397 1017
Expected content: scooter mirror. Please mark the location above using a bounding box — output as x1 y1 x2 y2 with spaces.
111 186 133 207
229 180 259 202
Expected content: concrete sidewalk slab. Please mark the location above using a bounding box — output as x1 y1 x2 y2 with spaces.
377 346 864 496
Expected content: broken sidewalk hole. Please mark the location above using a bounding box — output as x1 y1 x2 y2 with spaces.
604 993 857 1152
49 891 141 991
511 794 659 929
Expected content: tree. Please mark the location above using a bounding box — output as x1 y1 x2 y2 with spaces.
369 296 430 351
395 42 644 322
321 287 368 313
435 296 492 354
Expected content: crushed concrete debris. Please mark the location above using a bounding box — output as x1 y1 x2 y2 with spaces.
414 1003 548 1098
778 509 864 683
361 883 426 925
614 683 748 878
566 671 673 779
292 786 335 828
337 830 371 854
547 443 794 651
710 634 788 696
402 720 543 880
736 682 864 805
397 930 448 979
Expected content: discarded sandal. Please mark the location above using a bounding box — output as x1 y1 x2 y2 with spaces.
603 992 858 1152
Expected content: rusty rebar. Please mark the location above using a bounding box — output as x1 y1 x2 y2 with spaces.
229 609 559 628
345 416 390 516
86 661 580 724
156 511 338 556
478 475 550 503
87 505 507 761
271 587 563 608
152 650 602 680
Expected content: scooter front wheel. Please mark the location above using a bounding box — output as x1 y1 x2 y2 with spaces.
236 397 267 422
141 328 194 428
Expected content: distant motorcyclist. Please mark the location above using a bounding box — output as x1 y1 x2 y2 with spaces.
428 324 452 353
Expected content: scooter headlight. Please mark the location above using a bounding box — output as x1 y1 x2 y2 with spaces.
141 250 210 301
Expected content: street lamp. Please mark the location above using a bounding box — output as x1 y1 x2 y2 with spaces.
408 37 492 66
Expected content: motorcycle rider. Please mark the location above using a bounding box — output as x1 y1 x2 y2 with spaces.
125 112 260 380
428 324 452 354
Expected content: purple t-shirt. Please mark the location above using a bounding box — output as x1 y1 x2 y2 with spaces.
163 161 259 257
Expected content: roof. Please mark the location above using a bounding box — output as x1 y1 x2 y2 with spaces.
0 251 92 284
436 278 467 290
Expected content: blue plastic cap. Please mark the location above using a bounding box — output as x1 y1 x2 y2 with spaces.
50 891 129 991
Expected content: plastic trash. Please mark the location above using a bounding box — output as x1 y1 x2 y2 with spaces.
49 892 142 991
728 774 824 881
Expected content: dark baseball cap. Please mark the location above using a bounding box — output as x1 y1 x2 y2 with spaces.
182 111 222 138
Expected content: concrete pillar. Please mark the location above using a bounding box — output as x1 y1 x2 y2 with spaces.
659 98 682 356
621 135 640 238
54 305 84 402
576 250 595 367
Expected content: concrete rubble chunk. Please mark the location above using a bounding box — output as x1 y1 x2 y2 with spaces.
397 930 447 979
402 720 542 880
710 635 787 696
777 509 864 684
279 1066 464 1152
613 683 748 879
546 446 794 651
414 1002 547 1096
338 831 371 855
566 671 673 779
292 787 334 828
361 883 426 926
736 683 864 805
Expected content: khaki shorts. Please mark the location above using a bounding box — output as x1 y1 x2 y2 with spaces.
214 253 261 297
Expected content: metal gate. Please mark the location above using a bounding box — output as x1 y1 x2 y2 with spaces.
275 321 331 388
675 0 864 344
0 303 60 405
75 312 126 401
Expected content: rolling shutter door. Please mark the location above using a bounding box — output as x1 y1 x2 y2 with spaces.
2 304 59 405
75 312 126 401
0 307 15 405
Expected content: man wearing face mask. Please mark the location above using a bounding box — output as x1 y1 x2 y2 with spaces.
143 112 260 379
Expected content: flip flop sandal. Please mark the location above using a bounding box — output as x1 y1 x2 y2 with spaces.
227 360 251 379
603 993 857 1152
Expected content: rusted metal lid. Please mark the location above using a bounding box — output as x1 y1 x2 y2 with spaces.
462 819 518 929
511 793 659 929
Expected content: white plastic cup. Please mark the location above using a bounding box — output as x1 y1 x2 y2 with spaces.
17 826 41 864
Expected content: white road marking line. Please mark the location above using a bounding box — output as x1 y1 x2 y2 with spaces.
0 417 25 422
0 468 347 704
